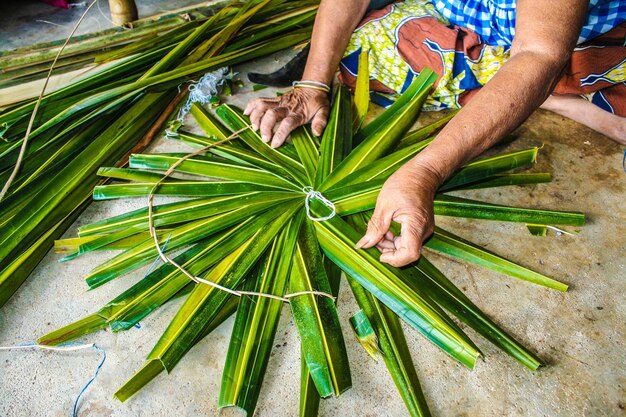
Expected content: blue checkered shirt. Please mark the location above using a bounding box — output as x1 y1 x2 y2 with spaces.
434 0 626 45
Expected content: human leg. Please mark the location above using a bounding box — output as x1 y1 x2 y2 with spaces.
541 95 626 145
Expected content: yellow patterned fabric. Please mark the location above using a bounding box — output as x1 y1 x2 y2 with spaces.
344 1 448 94
341 0 510 109
340 0 626 115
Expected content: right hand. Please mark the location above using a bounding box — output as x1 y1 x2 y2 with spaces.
243 87 330 148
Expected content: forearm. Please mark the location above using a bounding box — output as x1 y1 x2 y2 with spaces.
302 0 370 85
407 50 567 186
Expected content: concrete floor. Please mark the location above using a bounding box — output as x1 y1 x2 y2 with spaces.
0 0 204 51
1 2 625 417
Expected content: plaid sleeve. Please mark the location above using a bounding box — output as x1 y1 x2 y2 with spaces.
583 0 626 43
434 0 626 46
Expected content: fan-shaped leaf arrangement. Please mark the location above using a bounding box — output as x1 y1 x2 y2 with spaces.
40 69 584 416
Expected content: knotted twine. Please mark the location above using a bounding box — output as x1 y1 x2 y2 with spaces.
149 127 336 303
303 186 336 221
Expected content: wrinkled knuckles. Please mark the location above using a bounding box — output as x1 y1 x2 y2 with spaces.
404 246 422 262
367 219 388 237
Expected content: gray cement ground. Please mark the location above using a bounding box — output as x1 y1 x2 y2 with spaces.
1 2 625 417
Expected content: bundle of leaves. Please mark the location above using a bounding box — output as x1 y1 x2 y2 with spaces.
0 0 318 307
40 69 584 416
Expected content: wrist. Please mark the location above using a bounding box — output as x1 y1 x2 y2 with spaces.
408 141 465 186
402 158 445 195
293 80 331 94
302 65 334 87
291 86 329 102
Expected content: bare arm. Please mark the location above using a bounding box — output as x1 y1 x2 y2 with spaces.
244 0 369 147
303 0 370 85
358 0 589 266
407 0 587 182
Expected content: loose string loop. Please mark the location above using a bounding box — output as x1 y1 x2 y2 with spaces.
0 341 106 417
303 186 336 221
147 128 335 303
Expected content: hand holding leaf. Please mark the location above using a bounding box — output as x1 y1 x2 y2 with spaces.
356 162 439 267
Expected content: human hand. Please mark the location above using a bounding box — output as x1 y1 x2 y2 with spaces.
243 87 329 148
355 162 441 267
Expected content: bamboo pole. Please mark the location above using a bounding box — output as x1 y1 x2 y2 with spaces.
108 0 139 25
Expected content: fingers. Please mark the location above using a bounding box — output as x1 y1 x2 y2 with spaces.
311 105 329 137
245 96 304 145
271 114 304 148
355 209 394 249
244 89 330 147
375 231 396 251
259 107 288 143
379 219 423 267
378 213 434 267
243 98 256 116
245 98 279 131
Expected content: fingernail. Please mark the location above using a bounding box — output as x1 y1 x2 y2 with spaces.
261 135 269 143
354 238 367 249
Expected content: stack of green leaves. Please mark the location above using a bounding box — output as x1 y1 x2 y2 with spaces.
39 65 584 416
0 0 317 90
0 0 319 308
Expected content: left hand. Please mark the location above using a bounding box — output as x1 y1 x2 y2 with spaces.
243 87 329 148
355 162 440 267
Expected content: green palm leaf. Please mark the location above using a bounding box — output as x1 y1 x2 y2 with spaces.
79 191 294 236
425 227 568 291
352 48 370 132
190 104 303 179
31 16 587 413
348 277 431 417
114 295 238 402
128 153 301 191
289 219 351 397
113 203 300 400
395 110 457 150
312 199 480 368
84 197 297 288
93 180 282 200
314 85 353 186
410 257 542 370
299 352 322 417
219 212 302 414
291 126 320 184
320 70 436 191
216 104 309 185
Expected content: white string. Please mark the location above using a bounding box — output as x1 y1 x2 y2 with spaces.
0 341 106 417
546 225 575 237
165 68 229 137
0 343 94 351
36 20 68 28
145 131 335 303
303 186 336 221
